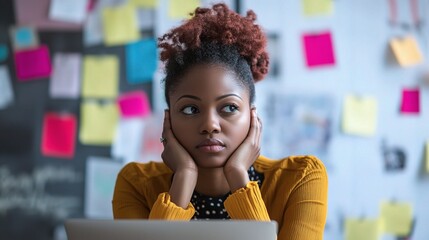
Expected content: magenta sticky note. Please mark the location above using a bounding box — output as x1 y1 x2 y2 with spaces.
41 112 77 159
303 31 336 67
117 90 151 118
14 45 52 81
401 88 420 114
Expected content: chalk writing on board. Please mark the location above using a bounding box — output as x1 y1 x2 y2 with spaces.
0 166 83 219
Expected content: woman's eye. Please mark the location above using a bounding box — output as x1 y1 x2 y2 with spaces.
221 104 239 113
181 106 199 115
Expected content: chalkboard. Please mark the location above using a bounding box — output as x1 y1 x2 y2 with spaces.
0 1 153 239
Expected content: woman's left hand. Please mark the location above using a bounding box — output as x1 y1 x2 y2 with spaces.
224 108 262 192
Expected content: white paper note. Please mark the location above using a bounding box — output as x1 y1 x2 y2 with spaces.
84 156 122 219
0 66 14 109
50 53 81 98
49 0 89 24
112 118 145 164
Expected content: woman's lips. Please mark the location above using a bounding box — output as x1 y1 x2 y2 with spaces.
198 145 225 153
196 138 225 153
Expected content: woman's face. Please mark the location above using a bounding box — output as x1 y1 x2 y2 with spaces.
169 64 252 169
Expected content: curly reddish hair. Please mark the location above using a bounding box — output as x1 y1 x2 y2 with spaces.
158 3 269 82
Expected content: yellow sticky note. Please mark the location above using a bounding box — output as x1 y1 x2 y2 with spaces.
390 36 423 67
80 101 119 145
302 0 334 16
102 4 140 46
342 95 378 137
345 218 382 240
168 0 199 19
82 56 119 98
380 201 413 236
426 141 429 172
130 0 158 8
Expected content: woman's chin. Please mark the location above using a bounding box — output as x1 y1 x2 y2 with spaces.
194 156 228 169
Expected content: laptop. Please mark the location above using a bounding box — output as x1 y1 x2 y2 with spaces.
65 219 277 240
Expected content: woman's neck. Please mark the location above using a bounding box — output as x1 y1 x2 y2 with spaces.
195 167 231 197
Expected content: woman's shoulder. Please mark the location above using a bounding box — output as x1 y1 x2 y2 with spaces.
117 161 172 183
254 155 327 175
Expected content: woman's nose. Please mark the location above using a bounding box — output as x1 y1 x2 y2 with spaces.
199 110 221 134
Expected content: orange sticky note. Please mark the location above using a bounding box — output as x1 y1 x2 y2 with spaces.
390 36 423 67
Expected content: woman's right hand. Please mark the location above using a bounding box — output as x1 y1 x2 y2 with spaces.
161 110 198 173
162 110 198 209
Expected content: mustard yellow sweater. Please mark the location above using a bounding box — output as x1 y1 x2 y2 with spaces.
112 155 328 240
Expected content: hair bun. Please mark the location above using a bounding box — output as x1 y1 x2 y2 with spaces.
158 3 269 82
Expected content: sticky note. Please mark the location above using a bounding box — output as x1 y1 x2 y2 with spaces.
303 31 335 67
49 0 89 24
390 36 423 67
130 0 158 8
425 141 429 173
342 95 378 137
41 112 77 159
9 26 39 50
0 44 8 62
85 156 122 218
50 53 81 98
112 119 144 164
302 0 333 16
126 39 157 83
14 45 52 81
79 101 119 145
82 55 119 98
380 201 413 236
14 0 82 30
0 66 14 109
102 4 140 46
400 88 420 114
168 0 199 19
345 218 382 240
117 91 151 118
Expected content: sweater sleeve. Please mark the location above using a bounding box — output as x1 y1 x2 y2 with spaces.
112 163 195 220
224 181 270 221
278 157 328 240
148 192 195 220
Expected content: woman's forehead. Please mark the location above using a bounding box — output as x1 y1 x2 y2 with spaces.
171 64 249 101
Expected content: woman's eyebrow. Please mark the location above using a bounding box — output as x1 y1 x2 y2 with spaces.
216 94 242 101
176 93 242 103
176 95 201 102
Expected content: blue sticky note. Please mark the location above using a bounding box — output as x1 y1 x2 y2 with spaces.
15 27 34 47
0 44 8 61
126 39 157 84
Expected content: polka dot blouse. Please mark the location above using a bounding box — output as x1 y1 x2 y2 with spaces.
190 165 264 220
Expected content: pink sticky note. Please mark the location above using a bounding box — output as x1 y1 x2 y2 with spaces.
401 88 420 114
117 90 151 118
303 31 336 67
14 45 52 81
41 112 77 159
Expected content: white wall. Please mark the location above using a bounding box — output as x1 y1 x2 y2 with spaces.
241 0 429 239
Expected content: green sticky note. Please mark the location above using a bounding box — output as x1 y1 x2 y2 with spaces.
168 0 199 19
302 0 334 16
82 55 119 98
345 218 383 240
79 101 119 145
380 201 413 236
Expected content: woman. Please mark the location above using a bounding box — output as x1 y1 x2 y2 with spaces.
112 3 328 239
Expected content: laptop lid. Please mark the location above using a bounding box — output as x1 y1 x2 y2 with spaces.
65 219 277 240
